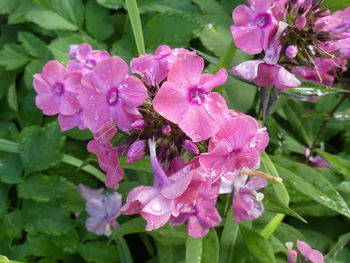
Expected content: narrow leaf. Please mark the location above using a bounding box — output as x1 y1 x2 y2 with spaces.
185 236 203 263
219 207 239 263
125 0 145 55
316 150 350 178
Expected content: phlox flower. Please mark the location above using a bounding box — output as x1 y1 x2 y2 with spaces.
79 56 147 132
33 61 82 116
68 43 110 74
121 140 193 231
58 110 86 131
78 184 122 236
87 123 123 188
131 45 195 86
231 0 278 54
199 114 269 175
153 55 229 142
286 240 324 263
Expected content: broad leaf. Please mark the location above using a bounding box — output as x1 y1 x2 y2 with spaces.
0 44 29 70
96 0 123 9
79 241 119 263
18 31 51 60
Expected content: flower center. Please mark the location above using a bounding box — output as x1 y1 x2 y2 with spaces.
85 59 97 69
188 87 206 105
107 88 119 105
255 13 270 28
53 82 64 95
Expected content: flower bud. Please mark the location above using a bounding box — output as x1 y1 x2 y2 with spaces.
131 119 145 130
162 124 172 135
286 45 298 59
68 45 79 59
182 140 199 155
127 140 146 163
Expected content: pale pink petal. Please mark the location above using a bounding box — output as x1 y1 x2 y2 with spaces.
297 241 312 257
200 69 228 92
82 71 109 93
77 43 92 62
42 61 67 85
78 184 104 201
142 195 173 215
60 93 81 115
245 177 267 191
142 211 172 231
33 74 51 94
64 72 82 93
274 65 301 90
119 76 147 107
231 25 263 54
308 251 324 263
58 112 83 131
35 93 60 115
161 171 192 199
233 60 263 80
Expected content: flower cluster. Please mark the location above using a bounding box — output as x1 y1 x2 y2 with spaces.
33 43 272 238
231 0 349 90
286 240 324 263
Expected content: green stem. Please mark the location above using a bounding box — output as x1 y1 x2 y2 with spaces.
260 213 285 239
125 0 145 55
0 138 104 183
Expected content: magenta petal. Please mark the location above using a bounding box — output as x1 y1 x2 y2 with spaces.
121 186 159 215
60 93 81 115
308 251 324 263
119 76 147 107
33 74 51 94
274 66 300 90
231 25 263 54
35 93 60 115
58 112 83 131
76 43 92 62
64 72 82 93
232 5 255 26
42 61 67 85
233 193 264 222
161 171 192 199
297 240 312 256
167 55 204 86
233 60 263 80
200 69 228 92
187 215 209 238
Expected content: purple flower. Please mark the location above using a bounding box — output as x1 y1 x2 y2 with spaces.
78 184 122 236
230 0 278 54
127 140 146 164
286 240 324 263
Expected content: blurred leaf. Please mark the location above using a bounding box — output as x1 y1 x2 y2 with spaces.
18 174 75 202
24 60 46 89
18 31 51 60
239 224 276 263
156 241 173 263
260 87 279 124
281 81 350 101
79 241 119 263
49 33 106 64
185 236 203 263
113 217 147 236
96 0 123 9
0 184 8 217
22 200 74 235
274 223 305 244
322 0 350 11
192 0 227 15
0 153 22 184
19 122 65 173
202 229 219 263
272 156 350 218
85 0 114 41
219 207 238 263
144 12 199 49
316 150 350 178
325 232 350 262
260 214 285 239
7 83 17 112
138 0 197 14
334 109 350 121
0 44 29 70
0 0 20 14
17 88 43 127
115 235 133 263
26 233 64 257
150 224 187 246
52 230 80 254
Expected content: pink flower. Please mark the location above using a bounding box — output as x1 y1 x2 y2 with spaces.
58 110 86 131
33 61 82 116
78 184 122 236
286 240 324 263
232 175 267 222
126 140 146 164
87 124 123 188
286 45 298 59
231 0 278 54
68 43 110 74
79 56 147 132
131 45 195 86
199 114 269 175
121 140 193 231
304 148 331 168
153 55 229 142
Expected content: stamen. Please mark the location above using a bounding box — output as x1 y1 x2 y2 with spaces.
242 169 283 183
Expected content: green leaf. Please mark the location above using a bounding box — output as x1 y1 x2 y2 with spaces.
113 217 147 236
156 241 173 263
23 60 46 89
17 88 43 126
144 12 199 49
49 33 106 65
85 0 114 41
34 0 84 29
19 122 65 173
79 241 119 263
316 150 350 178
138 0 197 14
150 224 188 246
325 232 350 262
282 99 312 146
7 83 17 112
259 214 285 239
281 81 350 100
18 174 75 202
0 153 23 184
0 184 8 217
334 109 350 121
0 44 29 70
26 233 64 257
192 0 227 15
52 230 80 254
22 200 74 235
219 207 239 263
322 0 350 11
18 31 51 60
261 152 290 206
0 0 20 14
202 229 219 263
185 236 203 263
239 224 276 263
272 156 350 218
125 0 145 55
96 0 123 9
115 235 133 263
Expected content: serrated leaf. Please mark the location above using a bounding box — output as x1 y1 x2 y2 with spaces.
272 156 350 218
96 0 123 9
239 224 276 263
18 174 75 202
79 241 119 263
144 12 200 49
19 122 65 173
49 34 106 65
0 44 29 70
85 0 114 41
22 201 74 235
18 31 51 60
281 81 350 101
